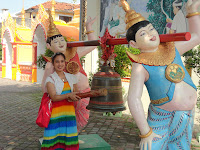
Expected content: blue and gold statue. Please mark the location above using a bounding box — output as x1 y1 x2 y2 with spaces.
120 0 200 149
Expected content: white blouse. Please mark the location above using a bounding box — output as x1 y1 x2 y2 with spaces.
45 71 78 95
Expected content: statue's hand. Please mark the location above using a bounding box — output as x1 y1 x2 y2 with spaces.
45 62 54 70
45 62 54 75
86 16 96 31
166 18 172 23
139 132 161 150
186 0 200 14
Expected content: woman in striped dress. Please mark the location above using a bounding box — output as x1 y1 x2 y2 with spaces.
41 52 81 150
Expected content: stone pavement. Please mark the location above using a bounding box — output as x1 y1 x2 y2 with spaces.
0 71 200 150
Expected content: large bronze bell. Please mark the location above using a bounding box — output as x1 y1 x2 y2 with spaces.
86 65 126 112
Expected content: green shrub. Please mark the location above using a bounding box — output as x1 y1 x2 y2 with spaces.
114 45 140 77
37 49 54 69
183 47 200 107
88 72 94 87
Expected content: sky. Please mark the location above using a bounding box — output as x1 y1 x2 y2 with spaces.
0 0 80 14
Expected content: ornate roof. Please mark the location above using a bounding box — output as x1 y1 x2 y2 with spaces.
2 13 16 41
2 13 32 43
16 27 32 43
31 4 49 38
2 2 80 43
31 4 79 41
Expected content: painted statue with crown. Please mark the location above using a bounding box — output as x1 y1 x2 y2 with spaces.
119 0 200 149
41 11 97 132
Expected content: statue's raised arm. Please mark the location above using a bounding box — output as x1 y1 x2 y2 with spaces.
175 0 200 55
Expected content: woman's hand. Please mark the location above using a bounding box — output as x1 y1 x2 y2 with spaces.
139 132 161 150
67 92 81 102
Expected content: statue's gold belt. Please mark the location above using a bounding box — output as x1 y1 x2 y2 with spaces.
150 97 169 105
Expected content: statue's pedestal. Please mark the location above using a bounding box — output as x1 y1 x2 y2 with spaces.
39 134 111 150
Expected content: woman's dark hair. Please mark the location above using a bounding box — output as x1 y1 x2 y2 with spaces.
126 20 150 42
51 52 66 64
46 34 63 45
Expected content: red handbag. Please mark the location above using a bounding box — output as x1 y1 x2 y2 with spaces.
36 93 52 128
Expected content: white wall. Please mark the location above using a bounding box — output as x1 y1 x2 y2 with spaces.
84 0 100 75
3 30 12 79
0 13 2 22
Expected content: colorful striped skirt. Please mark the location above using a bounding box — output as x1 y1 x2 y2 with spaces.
41 82 79 150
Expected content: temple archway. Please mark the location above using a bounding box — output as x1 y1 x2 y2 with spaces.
33 24 47 84
3 29 13 79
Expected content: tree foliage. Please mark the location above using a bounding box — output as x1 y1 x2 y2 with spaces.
114 45 140 77
183 47 200 104
183 47 200 78
37 49 54 69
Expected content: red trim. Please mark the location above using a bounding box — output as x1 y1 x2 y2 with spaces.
89 101 124 105
3 47 6 63
21 71 32 74
15 35 22 42
122 77 130 80
32 44 37 66
42 55 51 62
12 46 17 65
94 72 120 78
11 42 32 45
2 28 13 43
121 77 130 83
19 65 32 75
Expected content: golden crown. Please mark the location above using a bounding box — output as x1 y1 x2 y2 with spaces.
47 10 61 37
120 0 146 29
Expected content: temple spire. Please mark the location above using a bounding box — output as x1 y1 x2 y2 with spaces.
21 0 25 27
51 0 56 20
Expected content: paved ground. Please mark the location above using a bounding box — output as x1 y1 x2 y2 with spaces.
0 71 200 150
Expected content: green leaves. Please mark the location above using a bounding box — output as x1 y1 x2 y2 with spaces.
114 45 140 78
37 49 54 69
183 48 200 78
183 46 200 105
